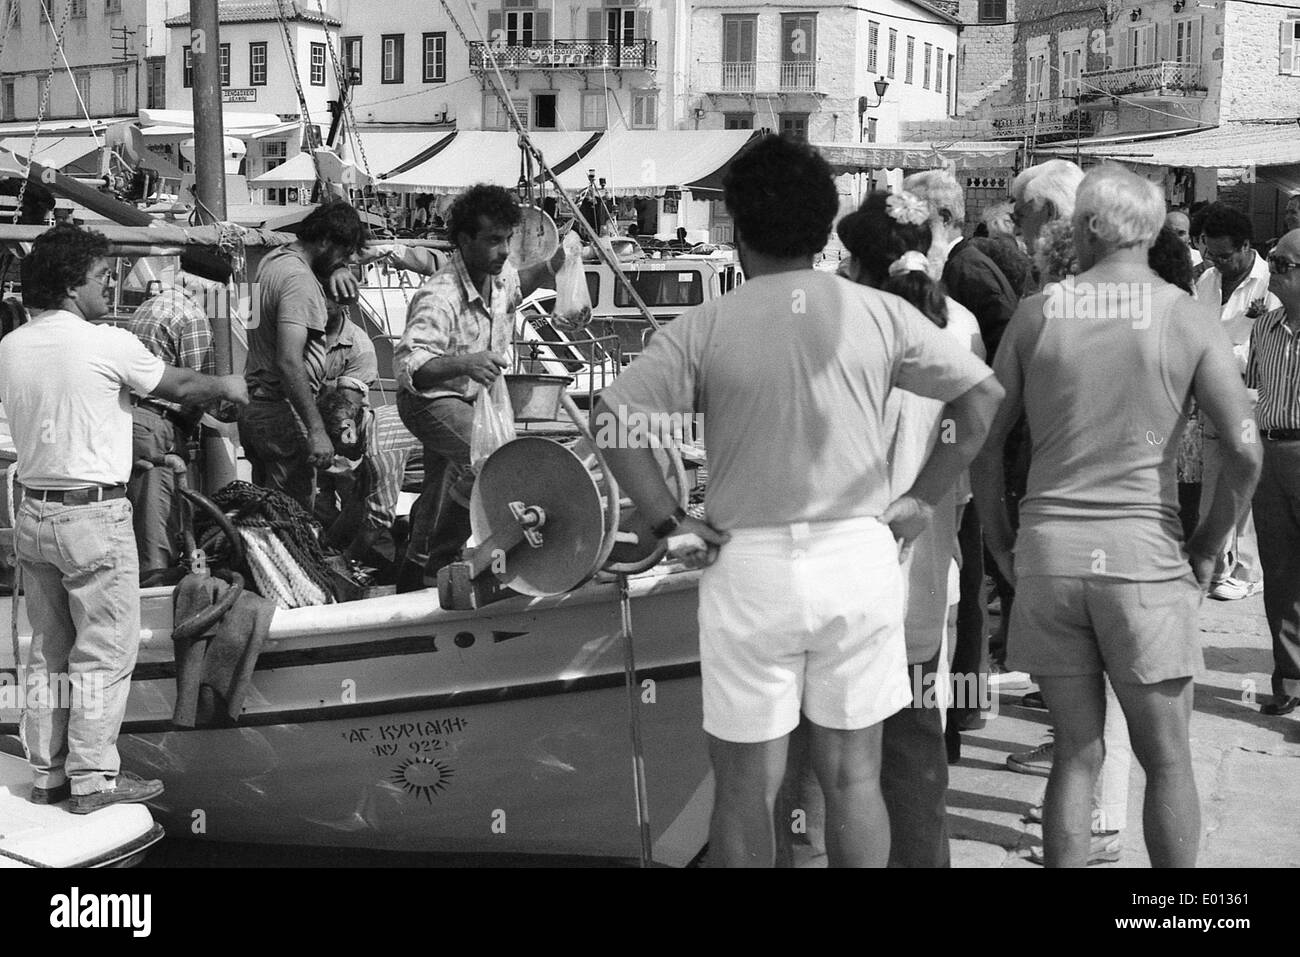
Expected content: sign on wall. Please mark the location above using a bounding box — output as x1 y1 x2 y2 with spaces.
222 88 258 103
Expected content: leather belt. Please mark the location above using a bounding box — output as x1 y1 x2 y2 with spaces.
1260 428 1300 441
20 485 128 506
131 395 190 430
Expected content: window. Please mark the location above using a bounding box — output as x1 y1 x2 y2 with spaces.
614 272 703 308
779 113 808 139
723 112 753 130
183 46 193 88
867 21 879 73
947 54 955 111
936 46 944 92
979 0 1007 22
1127 24 1153 66
866 116 877 142
1173 18 1201 64
106 0 121 12
780 13 815 89
219 43 231 86
2 81 14 122
722 14 757 90
74 72 89 108
489 0 550 47
631 88 656 128
905 36 914 83
423 32 446 82
250 41 267 85
1060 47 1082 97
581 90 607 129
923 43 932 88
1284 18 1300 74
69 0 85 18
484 94 529 129
41 0 49 22
887 29 897 79
147 57 165 108
310 42 326 86
1025 53 1046 101
113 68 129 113
382 34 404 83
343 36 362 84
533 92 557 130
8 0 18 28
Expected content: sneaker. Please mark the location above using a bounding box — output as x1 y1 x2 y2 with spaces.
69 772 164 815
1029 831 1123 865
30 781 71 805
1209 577 1262 601
1007 740 1054 777
988 661 1031 688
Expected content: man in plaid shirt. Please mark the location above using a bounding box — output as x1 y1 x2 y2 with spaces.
316 386 421 573
126 248 228 574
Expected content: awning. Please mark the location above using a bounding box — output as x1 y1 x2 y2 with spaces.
815 141 1020 172
381 131 599 194
340 127 456 179
0 136 102 174
1032 123 1300 170
249 149 371 188
552 130 756 196
139 108 285 135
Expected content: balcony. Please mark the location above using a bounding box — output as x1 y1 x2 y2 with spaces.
699 60 821 94
1080 61 1206 99
468 39 657 72
989 97 1095 139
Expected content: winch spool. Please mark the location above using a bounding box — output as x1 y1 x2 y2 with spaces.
463 395 688 599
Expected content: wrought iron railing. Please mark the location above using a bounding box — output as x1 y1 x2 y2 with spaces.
468 39 657 71
1080 60 1205 96
989 97 1095 137
700 61 820 93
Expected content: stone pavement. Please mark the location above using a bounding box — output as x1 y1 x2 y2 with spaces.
949 591 1300 867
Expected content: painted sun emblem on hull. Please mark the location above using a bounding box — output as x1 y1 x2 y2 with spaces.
390 757 455 802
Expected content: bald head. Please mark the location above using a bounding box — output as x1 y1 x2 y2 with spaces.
1268 228 1300 311
1275 228 1300 261
1165 211 1191 247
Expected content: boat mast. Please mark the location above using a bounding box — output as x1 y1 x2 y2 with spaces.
189 0 238 489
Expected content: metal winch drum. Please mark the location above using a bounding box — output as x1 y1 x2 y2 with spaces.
466 380 688 598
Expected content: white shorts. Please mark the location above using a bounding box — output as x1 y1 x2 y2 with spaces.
698 516 911 744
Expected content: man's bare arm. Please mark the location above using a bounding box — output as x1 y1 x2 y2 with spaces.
276 323 333 467
152 367 248 408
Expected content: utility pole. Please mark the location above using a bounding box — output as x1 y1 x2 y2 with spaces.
189 0 238 488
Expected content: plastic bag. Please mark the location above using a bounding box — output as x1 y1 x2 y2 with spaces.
552 232 592 330
470 373 517 473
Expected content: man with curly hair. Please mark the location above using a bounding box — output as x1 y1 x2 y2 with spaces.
595 135 1003 866
393 184 565 591
0 225 247 813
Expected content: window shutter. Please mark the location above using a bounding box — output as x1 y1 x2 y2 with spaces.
1283 20 1298 74
588 9 602 40
488 10 503 43
1118 29 1130 67
1156 23 1168 61
535 11 550 41
1191 16 1202 63
635 9 650 39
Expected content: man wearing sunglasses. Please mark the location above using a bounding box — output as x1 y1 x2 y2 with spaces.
1194 204 1279 601
1247 233 1300 715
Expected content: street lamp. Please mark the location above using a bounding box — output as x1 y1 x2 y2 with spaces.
858 78 889 141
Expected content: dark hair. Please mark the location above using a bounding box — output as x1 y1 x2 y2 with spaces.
317 386 365 444
298 200 368 254
447 184 521 247
722 134 839 259
837 191 948 328
972 235 1032 298
1148 225 1194 293
1199 202 1254 248
20 224 109 310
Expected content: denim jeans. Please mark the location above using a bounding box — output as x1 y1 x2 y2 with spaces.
397 392 475 576
128 406 188 574
238 397 315 511
14 495 141 795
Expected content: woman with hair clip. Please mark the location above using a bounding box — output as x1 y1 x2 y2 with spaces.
834 189 986 866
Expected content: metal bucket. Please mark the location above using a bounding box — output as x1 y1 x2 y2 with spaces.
505 374 573 423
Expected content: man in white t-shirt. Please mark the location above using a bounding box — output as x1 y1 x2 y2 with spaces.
595 136 1003 867
1195 203 1280 600
0 226 247 814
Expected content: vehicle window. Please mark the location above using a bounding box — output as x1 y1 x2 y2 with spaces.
613 271 703 307
585 272 599 306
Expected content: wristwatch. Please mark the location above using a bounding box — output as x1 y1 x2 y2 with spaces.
651 506 687 539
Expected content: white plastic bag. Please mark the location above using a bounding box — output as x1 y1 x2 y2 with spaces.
470 374 517 473
552 231 592 330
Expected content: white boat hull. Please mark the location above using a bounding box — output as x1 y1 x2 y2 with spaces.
3 568 712 865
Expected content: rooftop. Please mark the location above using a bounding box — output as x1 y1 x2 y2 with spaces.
164 1 341 28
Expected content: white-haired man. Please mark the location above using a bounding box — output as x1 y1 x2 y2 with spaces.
1010 160 1086 265
975 165 1260 867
